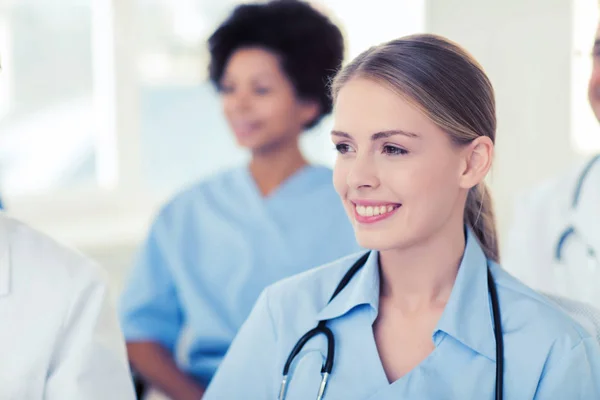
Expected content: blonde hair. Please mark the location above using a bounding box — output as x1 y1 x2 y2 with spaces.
332 34 499 261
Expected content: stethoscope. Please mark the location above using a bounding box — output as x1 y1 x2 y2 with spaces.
279 251 505 400
554 154 600 268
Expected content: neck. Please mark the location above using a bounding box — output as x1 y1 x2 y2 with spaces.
249 139 307 196
378 221 466 314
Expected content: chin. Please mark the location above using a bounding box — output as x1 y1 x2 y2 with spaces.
589 92 600 122
354 225 433 253
245 138 290 155
354 230 403 252
235 136 263 150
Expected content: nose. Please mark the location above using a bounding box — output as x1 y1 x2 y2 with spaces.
346 152 380 190
226 89 252 114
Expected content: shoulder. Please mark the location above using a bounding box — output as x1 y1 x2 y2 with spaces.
0 213 109 299
491 264 594 348
304 165 336 190
506 159 594 258
164 167 243 209
515 158 593 218
306 164 334 179
492 263 600 396
262 252 364 321
153 167 244 224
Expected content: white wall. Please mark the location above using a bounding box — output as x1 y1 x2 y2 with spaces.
426 0 581 247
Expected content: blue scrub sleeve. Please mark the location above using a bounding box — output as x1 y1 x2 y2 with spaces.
534 336 600 399
203 288 278 399
118 212 184 353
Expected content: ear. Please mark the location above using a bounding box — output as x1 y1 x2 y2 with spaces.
299 100 320 127
458 136 494 190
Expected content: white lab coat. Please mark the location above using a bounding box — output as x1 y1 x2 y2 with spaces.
0 214 136 399
503 155 600 307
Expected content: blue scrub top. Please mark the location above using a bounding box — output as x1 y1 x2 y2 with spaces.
204 229 600 399
119 165 359 385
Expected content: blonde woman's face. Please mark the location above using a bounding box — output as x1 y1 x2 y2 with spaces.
331 77 475 251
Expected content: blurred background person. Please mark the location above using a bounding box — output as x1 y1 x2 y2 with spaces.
0 213 136 399
118 1 359 399
502 17 600 307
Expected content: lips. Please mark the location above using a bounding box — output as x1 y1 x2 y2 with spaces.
231 120 261 138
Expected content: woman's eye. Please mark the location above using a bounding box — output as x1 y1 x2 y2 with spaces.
383 145 408 155
219 85 234 94
335 143 352 154
254 87 271 95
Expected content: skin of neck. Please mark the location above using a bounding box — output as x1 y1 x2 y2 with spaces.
377 203 467 315
249 136 308 196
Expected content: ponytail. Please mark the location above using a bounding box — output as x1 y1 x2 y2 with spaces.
464 183 499 262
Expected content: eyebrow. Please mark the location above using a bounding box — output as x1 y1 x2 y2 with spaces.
331 129 420 140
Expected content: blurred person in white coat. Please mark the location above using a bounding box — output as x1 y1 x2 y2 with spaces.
503 23 600 307
0 213 136 399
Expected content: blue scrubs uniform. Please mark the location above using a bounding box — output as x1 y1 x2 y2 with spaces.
119 165 359 385
204 229 600 399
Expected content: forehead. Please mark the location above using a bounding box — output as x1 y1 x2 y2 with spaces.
223 47 284 79
333 77 436 135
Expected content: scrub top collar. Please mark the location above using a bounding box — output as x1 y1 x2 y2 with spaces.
316 228 497 361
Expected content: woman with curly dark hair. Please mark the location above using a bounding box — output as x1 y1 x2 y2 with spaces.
118 1 359 399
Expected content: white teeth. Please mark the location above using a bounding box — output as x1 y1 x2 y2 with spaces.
355 204 397 217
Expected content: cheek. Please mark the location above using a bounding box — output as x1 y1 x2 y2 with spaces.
590 67 600 97
221 97 235 117
395 154 461 218
332 158 349 198
261 95 301 125
395 154 457 195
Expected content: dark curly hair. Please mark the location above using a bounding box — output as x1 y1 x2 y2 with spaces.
208 0 344 129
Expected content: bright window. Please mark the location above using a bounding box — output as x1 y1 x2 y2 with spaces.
0 0 96 195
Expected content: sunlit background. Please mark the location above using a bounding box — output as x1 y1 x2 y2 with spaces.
0 0 597 299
